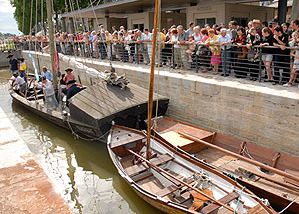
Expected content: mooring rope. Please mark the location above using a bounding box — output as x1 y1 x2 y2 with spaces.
65 116 110 141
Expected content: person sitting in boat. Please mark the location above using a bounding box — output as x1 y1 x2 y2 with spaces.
59 74 67 94
18 57 27 82
41 66 53 81
66 80 82 100
64 68 75 89
10 73 27 97
104 67 129 89
38 76 58 109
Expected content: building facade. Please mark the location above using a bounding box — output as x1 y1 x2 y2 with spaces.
61 0 275 32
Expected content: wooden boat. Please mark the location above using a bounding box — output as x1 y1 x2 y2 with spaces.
108 125 276 214
8 81 168 140
153 117 299 213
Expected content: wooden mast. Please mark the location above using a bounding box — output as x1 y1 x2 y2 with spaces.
46 0 58 90
146 0 160 160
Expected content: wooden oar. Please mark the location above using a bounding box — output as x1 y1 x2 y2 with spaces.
127 149 236 213
220 166 299 193
179 132 299 185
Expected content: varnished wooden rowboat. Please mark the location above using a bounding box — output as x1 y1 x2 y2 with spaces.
108 125 276 214
154 117 299 213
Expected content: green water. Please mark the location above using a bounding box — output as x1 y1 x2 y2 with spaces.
0 70 163 214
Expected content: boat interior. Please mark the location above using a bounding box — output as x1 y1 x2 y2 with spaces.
109 126 269 214
154 117 299 207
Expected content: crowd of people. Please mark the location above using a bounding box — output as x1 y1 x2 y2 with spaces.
10 18 299 86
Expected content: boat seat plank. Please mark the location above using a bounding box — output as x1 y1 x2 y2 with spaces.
27 94 44 101
201 191 239 214
284 169 299 187
132 171 153 183
156 185 178 197
110 134 146 149
156 177 195 197
125 154 173 176
248 204 268 214
160 131 214 153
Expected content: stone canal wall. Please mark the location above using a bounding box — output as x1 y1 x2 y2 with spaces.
0 50 21 68
22 51 299 156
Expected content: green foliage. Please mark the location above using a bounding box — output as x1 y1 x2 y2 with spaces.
10 0 91 34
11 0 48 35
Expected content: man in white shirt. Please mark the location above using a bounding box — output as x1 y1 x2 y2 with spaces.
137 29 150 64
38 76 58 109
11 73 27 97
218 28 232 76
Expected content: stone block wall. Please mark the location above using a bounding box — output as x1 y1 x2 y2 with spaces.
22 51 299 156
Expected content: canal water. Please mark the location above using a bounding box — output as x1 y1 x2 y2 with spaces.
0 69 162 214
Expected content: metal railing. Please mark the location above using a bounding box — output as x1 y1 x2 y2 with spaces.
16 40 299 85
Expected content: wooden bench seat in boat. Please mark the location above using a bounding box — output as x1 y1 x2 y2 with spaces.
155 172 195 197
132 171 153 183
200 191 239 214
27 94 44 101
284 169 299 187
160 131 215 153
125 154 174 177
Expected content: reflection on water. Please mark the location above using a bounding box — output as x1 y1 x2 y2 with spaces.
0 70 163 214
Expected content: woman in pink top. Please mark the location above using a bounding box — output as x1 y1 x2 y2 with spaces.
64 68 75 88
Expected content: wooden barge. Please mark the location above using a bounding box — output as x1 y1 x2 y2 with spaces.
9 81 169 140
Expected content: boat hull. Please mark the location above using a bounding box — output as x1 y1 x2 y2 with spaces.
9 89 104 140
108 125 274 214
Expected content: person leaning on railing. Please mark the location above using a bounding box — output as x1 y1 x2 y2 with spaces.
218 28 232 76
273 26 290 85
246 27 261 81
284 31 299 87
260 27 275 82
234 26 248 78
177 25 188 69
205 29 220 74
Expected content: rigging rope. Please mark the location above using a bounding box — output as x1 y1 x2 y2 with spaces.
278 197 298 214
66 0 92 87
88 0 114 71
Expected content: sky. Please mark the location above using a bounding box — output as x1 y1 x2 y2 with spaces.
0 0 20 34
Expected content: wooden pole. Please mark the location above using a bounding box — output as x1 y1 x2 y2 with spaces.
179 132 299 184
146 0 160 160
46 0 58 90
127 149 236 213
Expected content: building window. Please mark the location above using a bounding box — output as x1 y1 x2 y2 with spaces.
196 18 216 27
196 19 205 27
207 18 216 26
231 17 248 27
133 24 144 31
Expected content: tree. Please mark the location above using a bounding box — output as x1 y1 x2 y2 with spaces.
10 0 90 34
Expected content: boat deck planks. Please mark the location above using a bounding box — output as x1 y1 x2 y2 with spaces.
138 176 165 194
71 82 167 120
125 154 173 176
